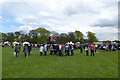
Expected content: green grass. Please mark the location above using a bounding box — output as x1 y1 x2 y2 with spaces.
2 47 118 78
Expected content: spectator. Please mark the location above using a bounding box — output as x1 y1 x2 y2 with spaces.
65 44 70 56
85 45 89 56
43 44 47 56
14 44 21 58
50 44 54 55
59 44 62 56
90 43 95 56
39 45 44 56
70 44 74 56
79 44 83 54
28 44 32 55
23 44 28 57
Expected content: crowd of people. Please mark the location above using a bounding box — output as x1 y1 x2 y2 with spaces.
1 41 119 58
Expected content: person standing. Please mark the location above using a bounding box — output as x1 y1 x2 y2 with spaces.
43 44 47 56
14 44 21 58
59 44 62 56
79 44 83 54
90 43 95 56
70 44 74 56
53 44 58 56
53 44 56 55
39 45 43 56
23 44 28 57
65 44 70 56
50 44 53 55
56 44 59 55
28 44 32 55
85 45 89 56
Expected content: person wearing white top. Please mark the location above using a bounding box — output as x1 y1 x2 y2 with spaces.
85 45 89 56
43 44 47 56
40 45 43 56
59 44 62 56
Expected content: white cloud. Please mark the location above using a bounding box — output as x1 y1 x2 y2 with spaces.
18 26 33 33
16 16 38 24
38 11 50 17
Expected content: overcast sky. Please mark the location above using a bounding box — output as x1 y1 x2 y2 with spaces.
0 0 119 41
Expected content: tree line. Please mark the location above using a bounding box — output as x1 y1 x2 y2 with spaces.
0 27 98 44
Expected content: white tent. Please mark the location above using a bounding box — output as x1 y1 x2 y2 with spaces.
4 41 10 44
23 41 30 46
69 41 74 45
13 41 19 46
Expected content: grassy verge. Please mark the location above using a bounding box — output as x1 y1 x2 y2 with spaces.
2 47 118 78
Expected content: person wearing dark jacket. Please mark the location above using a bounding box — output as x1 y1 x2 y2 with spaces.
23 44 28 57
28 45 32 55
79 44 83 54
85 45 89 56
14 44 21 58
53 44 57 55
70 44 74 56
65 44 70 56
50 45 54 55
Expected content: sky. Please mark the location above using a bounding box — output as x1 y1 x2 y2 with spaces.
0 0 119 41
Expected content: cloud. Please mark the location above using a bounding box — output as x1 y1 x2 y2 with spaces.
16 16 37 24
93 18 117 27
17 26 33 33
87 26 118 40
96 32 118 41
63 1 101 16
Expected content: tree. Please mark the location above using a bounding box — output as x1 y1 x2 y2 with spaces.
50 31 59 37
29 30 38 43
113 40 120 43
87 31 98 43
1 27 99 44
67 32 76 43
56 33 68 44
20 33 30 42
1 33 7 42
75 30 84 43
36 28 50 36
6 32 15 42
14 31 21 41
31 27 50 43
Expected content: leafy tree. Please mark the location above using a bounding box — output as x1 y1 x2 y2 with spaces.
36 28 50 43
6 32 15 42
20 34 30 42
1 27 99 44
29 30 38 43
87 31 98 43
57 33 68 44
14 31 21 41
113 40 120 43
50 31 59 36
1 33 7 42
75 30 84 43
29 28 50 43
67 32 76 43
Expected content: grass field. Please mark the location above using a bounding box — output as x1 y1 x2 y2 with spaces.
2 46 118 78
